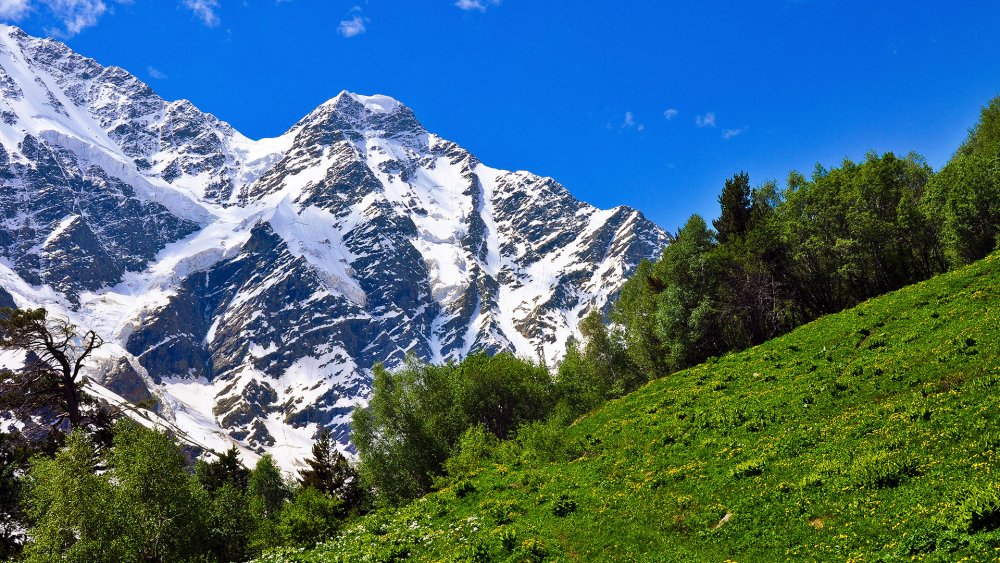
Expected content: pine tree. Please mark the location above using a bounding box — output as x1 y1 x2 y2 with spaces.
713 171 752 243
196 445 250 493
300 428 360 511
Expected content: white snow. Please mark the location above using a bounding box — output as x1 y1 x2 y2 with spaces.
0 23 668 472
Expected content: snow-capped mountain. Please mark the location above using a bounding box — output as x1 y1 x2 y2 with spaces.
0 25 669 469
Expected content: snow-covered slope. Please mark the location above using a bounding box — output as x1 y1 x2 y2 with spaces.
0 25 669 470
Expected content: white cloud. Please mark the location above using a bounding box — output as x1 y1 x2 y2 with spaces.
183 0 219 27
663 108 678 120
455 0 500 11
620 111 644 132
722 127 745 140
0 0 31 20
695 112 716 127
338 14 365 37
147 66 167 79
42 0 107 37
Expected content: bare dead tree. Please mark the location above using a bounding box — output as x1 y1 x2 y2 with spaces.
0 307 103 431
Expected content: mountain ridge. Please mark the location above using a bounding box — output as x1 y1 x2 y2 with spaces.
0 24 669 469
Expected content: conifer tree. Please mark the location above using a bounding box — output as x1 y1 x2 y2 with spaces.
713 171 752 243
197 444 250 493
300 427 360 511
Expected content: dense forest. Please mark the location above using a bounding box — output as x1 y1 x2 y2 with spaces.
0 96 998 562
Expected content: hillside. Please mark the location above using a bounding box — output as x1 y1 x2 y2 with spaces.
264 252 1000 561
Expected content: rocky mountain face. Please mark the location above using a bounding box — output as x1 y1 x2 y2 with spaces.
0 25 669 469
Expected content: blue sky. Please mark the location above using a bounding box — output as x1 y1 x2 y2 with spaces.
2 1 999 232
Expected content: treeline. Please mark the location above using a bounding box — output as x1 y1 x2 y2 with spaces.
610 96 999 380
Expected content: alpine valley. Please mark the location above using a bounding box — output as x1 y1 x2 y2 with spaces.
0 25 668 469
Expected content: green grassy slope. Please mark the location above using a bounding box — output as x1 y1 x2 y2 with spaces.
266 253 1000 562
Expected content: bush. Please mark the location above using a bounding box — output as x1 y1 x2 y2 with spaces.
552 494 578 517
278 487 344 548
850 450 918 488
941 486 1000 534
729 458 765 479
442 425 500 483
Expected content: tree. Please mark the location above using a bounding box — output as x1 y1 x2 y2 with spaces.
23 430 123 563
0 308 103 432
277 487 343 548
553 337 604 419
653 215 725 370
109 419 209 562
611 259 670 379
453 353 553 440
0 431 29 560
206 483 253 562
299 427 360 511
196 444 250 493
353 353 554 505
713 171 753 243
248 454 291 552
353 358 463 505
195 447 253 560
926 97 1000 266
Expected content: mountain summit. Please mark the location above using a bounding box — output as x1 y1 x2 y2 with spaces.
0 25 668 468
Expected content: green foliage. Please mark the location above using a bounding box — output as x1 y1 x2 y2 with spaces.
23 430 121 563
777 152 942 316
277 486 344 548
107 419 210 562
925 143 1000 265
249 454 293 551
554 313 637 419
729 458 765 479
652 214 726 369
25 422 217 562
197 444 250 493
268 251 1000 562
353 353 552 505
299 427 360 512
849 449 918 489
551 494 577 517
442 424 500 482
610 259 670 376
613 151 948 381
207 482 254 563
926 99 1000 266
713 171 752 243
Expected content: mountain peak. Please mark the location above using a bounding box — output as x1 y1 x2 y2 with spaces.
0 26 670 469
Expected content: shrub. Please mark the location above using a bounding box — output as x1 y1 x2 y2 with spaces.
277 487 343 548
552 494 577 517
850 450 918 488
730 458 765 479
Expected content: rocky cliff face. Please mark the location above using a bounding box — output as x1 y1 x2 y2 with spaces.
0 25 669 468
